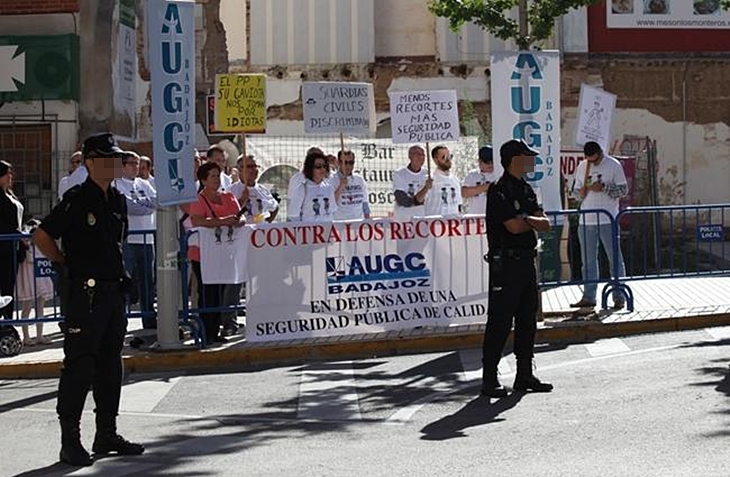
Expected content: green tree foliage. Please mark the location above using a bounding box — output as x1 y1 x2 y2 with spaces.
429 0 601 49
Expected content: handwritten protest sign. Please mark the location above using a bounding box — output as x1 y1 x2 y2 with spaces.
575 83 616 152
215 74 266 133
302 82 375 135
388 90 460 144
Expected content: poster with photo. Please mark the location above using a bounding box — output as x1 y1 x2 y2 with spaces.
608 0 729 28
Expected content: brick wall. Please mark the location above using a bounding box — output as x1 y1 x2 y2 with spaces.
0 0 79 15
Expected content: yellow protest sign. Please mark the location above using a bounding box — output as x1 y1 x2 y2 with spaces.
214 74 267 133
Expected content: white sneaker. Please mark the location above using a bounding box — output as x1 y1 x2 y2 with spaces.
0 296 12 307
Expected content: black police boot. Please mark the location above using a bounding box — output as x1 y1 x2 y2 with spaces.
480 370 508 398
513 359 553 393
59 419 93 466
92 415 145 456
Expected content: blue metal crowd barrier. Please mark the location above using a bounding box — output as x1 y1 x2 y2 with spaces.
0 230 158 326
616 203 730 280
541 209 633 311
177 230 246 348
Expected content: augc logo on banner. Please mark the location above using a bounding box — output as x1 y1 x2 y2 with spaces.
326 253 431 293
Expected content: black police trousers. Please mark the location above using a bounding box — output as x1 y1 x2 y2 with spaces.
482 255 538 373
57 283 127 423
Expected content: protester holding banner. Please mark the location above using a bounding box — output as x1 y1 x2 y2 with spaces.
393 145 431 220
331 150 370 221
481 139 553 398
570 141 628 309
287 149 342 222
189 162 245 344
229 155 279 223
424 145 462 217
462 146 499 216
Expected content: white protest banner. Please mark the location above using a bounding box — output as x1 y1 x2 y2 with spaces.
575 84 616 152
147 0 197 206
245 217 488 342
608 0 730 29
491 51 561 214
302 82 375 135
388 90 460 144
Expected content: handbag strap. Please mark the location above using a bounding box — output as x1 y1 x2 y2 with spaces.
200 192 218 218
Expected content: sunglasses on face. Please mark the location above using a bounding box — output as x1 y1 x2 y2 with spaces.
313 164 327 170
343 160 355 165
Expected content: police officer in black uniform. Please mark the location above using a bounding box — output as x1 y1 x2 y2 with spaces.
481 139 554 398
34 133 144 466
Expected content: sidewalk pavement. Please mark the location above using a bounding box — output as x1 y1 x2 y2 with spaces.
2 276 730 379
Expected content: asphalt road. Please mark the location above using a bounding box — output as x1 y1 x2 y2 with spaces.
1 327 728 477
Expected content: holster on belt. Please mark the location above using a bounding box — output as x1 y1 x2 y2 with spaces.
54 263 71 317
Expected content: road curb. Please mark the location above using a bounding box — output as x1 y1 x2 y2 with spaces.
2 313 730 379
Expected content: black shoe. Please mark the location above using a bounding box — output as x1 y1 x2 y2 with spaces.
60 443 93 466
480 379 509 398
92 433 145 456
213 335 228 343
513 374 553 393
569 298 596 308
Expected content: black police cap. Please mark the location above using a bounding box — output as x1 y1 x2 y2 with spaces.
478 145 493 163
499 139 539 161
81 132 125 158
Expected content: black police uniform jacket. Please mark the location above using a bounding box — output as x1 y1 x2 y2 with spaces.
39 177 128 281
486 173 540 251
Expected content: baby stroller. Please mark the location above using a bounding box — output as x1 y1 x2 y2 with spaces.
0 296 22 357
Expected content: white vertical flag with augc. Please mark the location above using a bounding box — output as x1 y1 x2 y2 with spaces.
490 51 561 213
148 0 197 206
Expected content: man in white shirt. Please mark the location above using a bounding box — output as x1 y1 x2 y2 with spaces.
207 145 232 191
139 155 156 190
57 151 86 200
423 145 462 217
116 151 158 328
571 141 628 309
462 146 500 216
230 154 279 223
331 150 370 220
392 145 432 220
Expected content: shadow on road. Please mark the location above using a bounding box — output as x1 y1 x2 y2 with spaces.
419 392 524 441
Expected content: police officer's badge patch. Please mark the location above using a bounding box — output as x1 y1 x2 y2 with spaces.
87 212 96 226
513 200 521 211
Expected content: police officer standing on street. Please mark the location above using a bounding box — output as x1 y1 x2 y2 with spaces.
481 139 554 398
34 133 144 466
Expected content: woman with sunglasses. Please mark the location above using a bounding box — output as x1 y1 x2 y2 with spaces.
189 162 245 344
287 149 344 222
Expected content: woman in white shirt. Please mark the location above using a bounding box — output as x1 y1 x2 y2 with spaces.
287 149 344 222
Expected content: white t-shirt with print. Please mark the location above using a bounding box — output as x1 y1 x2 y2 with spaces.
115 176 157 245
462 169 500 216
229 181 279 222
392 166 429 220
330 172 369 221
574 155 627 224
199 226 249 284
287 177 338 222
424 169 462 217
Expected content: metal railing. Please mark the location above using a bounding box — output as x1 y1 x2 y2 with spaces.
541 209 633 311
